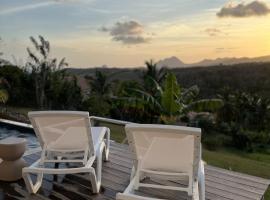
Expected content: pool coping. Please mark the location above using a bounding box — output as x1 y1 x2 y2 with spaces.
0 118 32 129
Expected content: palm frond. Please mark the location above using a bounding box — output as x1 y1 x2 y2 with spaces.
130 88 162 110
185 99 224 113
29 36 39 51
182 85 199 104
58 57 68 68
27 48 40 65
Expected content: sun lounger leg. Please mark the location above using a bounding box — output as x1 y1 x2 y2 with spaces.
22 171 43 194
130 166 136 181
91 141 106 193
199 161 205 200
104 128 110 161
193 181 199 200
89 167 99 194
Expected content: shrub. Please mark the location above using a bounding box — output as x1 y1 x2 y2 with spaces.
202 134 223 151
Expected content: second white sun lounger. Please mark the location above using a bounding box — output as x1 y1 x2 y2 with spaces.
22 111 110 194
117 124 205 200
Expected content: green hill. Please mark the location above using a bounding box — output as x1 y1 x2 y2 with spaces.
66 62 270 98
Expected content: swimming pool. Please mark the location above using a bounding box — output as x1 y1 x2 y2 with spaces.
0 122 40 150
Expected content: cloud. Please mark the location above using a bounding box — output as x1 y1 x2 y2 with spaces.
0 2 58 15
217 1 270 18
215 47 237 53
112 35 149 44
205 28 228 37
110 21 143 36
100 21 150 45
205 28 222 36
0 0 85 16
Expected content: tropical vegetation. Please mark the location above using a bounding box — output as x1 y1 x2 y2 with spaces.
1 36 270 197
0 35 270 153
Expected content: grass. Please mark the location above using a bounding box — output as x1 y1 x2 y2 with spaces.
97 121 126 143
4 106 32 116
203 148 270 199
203 148 270 178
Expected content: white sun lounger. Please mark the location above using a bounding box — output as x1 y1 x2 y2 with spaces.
22 111 110 194
117 124 205 200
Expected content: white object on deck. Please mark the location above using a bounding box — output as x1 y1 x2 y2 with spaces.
22 111 110 194
117 124 205 200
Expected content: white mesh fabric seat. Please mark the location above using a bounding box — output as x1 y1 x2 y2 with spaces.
117 124 205 200
22 111 110 194
91 127 107 152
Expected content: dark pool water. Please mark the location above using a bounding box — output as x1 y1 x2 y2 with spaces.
0 124 40 150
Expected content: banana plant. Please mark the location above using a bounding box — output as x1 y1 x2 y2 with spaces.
122 71 223 123
161 72 181 116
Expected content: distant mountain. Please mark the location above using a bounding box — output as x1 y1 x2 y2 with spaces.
156 56 186 68
157 55 270 68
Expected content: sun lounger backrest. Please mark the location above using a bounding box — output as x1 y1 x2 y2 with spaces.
28 111 94 154
125 124 201 180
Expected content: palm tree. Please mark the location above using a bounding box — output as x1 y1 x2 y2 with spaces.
83 70 113 117
86 70 111 96
26 35 68 108
143 60 167 83
143 60 167 95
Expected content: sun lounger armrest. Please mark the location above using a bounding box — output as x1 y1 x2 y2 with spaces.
89 116 134 126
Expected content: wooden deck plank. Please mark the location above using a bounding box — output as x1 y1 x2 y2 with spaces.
0 142 269 200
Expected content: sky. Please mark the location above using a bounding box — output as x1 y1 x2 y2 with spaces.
0 0 270 68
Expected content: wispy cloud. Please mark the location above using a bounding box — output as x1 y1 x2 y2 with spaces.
0 1 59 15
204 28 228 37
100 20 151 45
217 1 270 18
215 47 237 53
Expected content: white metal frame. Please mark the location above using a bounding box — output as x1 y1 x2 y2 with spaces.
117 124 205 200
22 111 110 194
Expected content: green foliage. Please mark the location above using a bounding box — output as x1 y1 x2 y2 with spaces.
0 36 81 110
182 85 199 104
203 148 270 179
173 62 270 99
82 96 111 117
47 74 82 110
161 73 181 115
86 70 111 96
117 64 222 124
217 89 270 131
195 89 270 151
186 99 224 113
0 77 8 104
82 70 112 117
0 89 8 104
0 66 33 106
2 36 270 153
203 135 223 151
26 35 68 109
143 59 167 84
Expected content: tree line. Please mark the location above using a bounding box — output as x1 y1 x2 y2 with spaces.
1 36 270 152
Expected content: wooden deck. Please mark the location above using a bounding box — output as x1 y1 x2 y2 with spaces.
0 142 269 200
